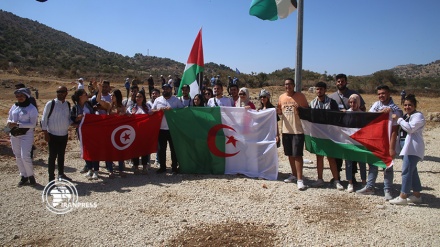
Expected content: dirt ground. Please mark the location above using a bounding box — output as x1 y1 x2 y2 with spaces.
1 74 439 246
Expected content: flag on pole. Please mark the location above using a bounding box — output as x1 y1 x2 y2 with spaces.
79 112 163 161
165 107 279 180
177 28 204 98
249 0 297 21
298 108 393 168
235 68 241 75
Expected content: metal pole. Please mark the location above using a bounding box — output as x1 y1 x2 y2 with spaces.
295 0 304 92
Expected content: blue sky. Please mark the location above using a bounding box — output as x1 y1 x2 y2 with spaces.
1 0 439 76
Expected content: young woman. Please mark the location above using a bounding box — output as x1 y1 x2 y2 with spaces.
96 86 127 178
237 87 255 109
71 89 99 180
390 94 425 205
204 88 213 106
192 93 205 107
126 91 151 174
7 88 39 186
257 89 280 148
345 94 367 192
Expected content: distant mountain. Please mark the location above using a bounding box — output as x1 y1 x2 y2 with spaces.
0 10 236 81
0 10 439 90
390 60 440 79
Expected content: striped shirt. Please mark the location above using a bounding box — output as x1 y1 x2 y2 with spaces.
41 99 72 136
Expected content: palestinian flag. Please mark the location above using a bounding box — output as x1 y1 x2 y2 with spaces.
177 28 204 98
165 107 278 180
298 108 393 168
249 0 297 21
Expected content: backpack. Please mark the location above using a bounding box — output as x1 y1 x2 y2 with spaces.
40 99 71 128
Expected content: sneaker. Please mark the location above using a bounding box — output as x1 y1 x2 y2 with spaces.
79 166 88 174
58 174 72 181
356 186 375 195
85 170 93 179
297 180 306 191
389 196 408 205
334 180 344 190
283 175 297 183
92 171 99 180
384 190 393 201
407 195 422 204
312 179 325 187
347 184 354 193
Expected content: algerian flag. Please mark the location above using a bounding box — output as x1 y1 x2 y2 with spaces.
177 28 204 98
165 107 278 180
298 108 393 168
249 0 297 21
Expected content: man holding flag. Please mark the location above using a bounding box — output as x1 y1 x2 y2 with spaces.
357 85 403 200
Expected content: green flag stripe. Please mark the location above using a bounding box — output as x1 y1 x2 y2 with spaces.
305 135 386 168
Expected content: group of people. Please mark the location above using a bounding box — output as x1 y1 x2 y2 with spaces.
277 74 425 205
7 75 426 205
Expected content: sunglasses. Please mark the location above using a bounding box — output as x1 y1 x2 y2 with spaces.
238 93 246 96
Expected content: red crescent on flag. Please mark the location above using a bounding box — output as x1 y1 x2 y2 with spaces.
207 124 240 157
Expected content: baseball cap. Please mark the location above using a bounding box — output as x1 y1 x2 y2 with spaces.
14 88 30 98
162 83 172 89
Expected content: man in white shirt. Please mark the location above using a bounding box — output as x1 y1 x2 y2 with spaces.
41 86 72 182
207 82 233 107
152 84 184 174
178 84 193 107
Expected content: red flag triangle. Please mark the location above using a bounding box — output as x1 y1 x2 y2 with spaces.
350 113 392 167
187 28 204 67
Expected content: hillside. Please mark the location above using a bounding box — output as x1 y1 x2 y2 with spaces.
391 60 440 79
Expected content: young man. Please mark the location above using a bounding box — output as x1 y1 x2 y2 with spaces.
178 84 193 107
152 84 184 174
122 85 139 109
277 78 309 190
309 82 344 190
147 75 155 99
41 86 72 182
357 85 403 200
207 82 233 107
229 84 239 107
328 73 366 182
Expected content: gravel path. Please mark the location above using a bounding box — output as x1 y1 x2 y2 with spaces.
0 124 439 246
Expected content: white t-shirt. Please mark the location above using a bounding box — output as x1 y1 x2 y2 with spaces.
152 96 184 129
207 96 233 107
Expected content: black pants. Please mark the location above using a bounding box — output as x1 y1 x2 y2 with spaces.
48 133 68 181
157 129 178 170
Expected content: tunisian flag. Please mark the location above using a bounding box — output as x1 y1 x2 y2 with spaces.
79 112 163 161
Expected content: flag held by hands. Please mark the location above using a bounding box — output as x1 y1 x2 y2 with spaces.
249 0 297 21
79 112 163 161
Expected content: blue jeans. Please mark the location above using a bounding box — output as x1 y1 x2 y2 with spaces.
345 160 366 181
366 164 393 191
401 155 422 194
86 161 99 171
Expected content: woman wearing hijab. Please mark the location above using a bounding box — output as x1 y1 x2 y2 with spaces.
236 87 256 109
7 88 39 186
